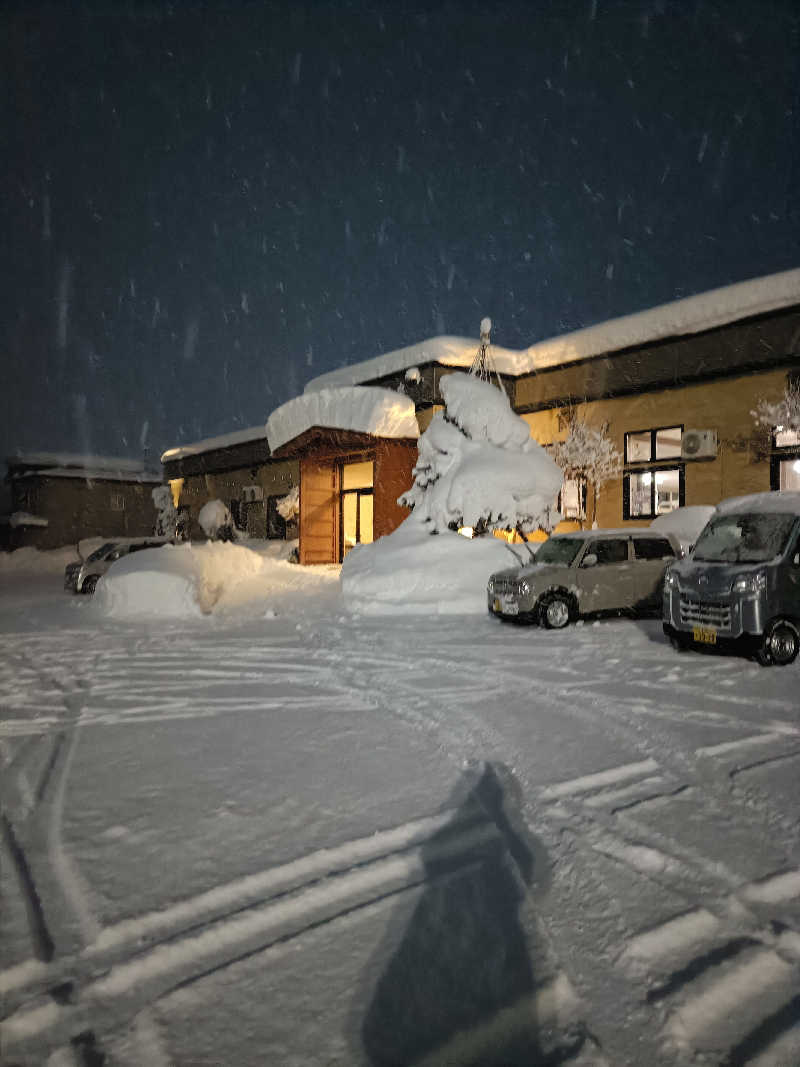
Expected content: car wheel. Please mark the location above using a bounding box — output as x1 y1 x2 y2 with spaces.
538 592 573 630
757 620 799 667
81 574 99 595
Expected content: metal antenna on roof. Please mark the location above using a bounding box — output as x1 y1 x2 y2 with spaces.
469 316 507 395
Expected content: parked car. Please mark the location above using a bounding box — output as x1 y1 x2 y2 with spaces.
64 538 171 595
488 528 682 627
663 491 800 666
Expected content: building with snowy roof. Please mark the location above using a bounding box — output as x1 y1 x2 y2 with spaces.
2 453 164 551
161 267 799 564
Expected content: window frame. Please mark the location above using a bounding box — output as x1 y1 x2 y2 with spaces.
770 428 800 491
622 465 685 520
623 424 683 464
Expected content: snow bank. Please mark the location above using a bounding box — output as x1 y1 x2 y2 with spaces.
650 506 715 551
266 386 418 453
340 520 519 615
95 543 266 618
95 540 338 619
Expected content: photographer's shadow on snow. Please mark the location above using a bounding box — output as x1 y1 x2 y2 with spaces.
356 762 563 1066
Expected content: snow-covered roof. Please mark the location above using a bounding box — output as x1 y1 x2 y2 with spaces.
161 426 268 464
13 467 162 484
304 267 800 390
266 387 419 454
6 452 154 473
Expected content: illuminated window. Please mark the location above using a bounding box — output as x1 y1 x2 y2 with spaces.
340 460 374 558
623 425 684 519
771 427 800 491
559 479 586 519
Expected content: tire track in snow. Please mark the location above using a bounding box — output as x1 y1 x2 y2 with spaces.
1 805 591 1062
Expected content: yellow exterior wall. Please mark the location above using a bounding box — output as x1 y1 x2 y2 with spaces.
520 367 788 530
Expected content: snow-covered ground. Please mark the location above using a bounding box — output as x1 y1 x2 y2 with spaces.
1 552 799 1066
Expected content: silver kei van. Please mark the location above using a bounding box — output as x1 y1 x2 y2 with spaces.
488 528 682 628
662 491 800 666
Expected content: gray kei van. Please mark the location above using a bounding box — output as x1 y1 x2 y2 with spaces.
662 491 800 666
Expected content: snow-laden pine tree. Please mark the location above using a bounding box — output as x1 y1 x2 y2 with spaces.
752 382 800 434
552 415 622 528
277 485 300 521
399 371 563 535
151 485 177 538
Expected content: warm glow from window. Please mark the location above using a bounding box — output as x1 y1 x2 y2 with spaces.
169 478 184 508
341 460 373 490
458 526 474 538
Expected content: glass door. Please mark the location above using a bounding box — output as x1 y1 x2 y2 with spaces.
340 460 374 558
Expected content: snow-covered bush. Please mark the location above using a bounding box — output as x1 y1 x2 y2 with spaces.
277 485 300 521
151 485 177 538
552 415 622 527
400 372 563 535
198 499 234 541
751 383 800 433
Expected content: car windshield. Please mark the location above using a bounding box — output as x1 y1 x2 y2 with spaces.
86 542 116 562
692 512 798 563
533 537 585 566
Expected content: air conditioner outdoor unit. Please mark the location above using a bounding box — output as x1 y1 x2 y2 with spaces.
242 485 264 503
681 429 718 459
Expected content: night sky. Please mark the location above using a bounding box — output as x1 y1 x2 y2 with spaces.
3 0 798 464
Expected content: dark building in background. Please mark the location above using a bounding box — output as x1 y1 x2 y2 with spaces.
1 454 162 551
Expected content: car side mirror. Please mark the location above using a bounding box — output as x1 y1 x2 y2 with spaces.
582 553 597 568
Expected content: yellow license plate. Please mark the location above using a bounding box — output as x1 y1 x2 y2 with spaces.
693 626 717 644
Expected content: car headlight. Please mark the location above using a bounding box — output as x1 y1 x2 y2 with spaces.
664 568 678 589
517 579 530 596
731 570 767 595
487 578 496 594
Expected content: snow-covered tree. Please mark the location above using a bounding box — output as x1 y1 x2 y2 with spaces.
151 485 177 538
198 499 235 541
751 382 800 434
399 372 563 535
277 485 300 521
552 415 622 528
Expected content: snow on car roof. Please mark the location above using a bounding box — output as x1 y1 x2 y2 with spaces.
715 491 800 516
550 528 679 538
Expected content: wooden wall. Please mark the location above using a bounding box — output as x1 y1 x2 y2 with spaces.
373 440 415 539
299 459 339 564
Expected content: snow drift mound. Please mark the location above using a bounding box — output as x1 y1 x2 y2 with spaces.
95 542 266 618
340 519 523 615
650 506 715 553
